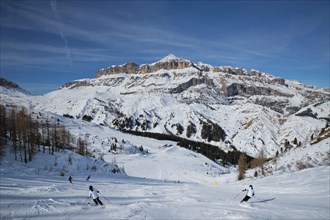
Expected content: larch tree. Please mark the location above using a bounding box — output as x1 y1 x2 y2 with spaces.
237 153 247 180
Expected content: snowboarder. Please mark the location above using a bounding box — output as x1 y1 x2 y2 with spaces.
68 176 72 184
241 185 255 203
89 185 103 206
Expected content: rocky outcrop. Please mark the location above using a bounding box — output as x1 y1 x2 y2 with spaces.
226 83 293 97
249 70 262 77
213 67 267 78
95 55 191 77
271 78 286 86
186 122 197 138
0 78 21 89
0 77 29 94
61 80 91 89
200 120 226 142
151 60 191 72
254 97 289 114
139 60 191 74
96 62 139 77
213 66 248 75
170 77 215 94
171 77 205 93
295 108 318 119
140 64 152 74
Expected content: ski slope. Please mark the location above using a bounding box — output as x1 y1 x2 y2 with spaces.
1 144 329 220
0 76 329 219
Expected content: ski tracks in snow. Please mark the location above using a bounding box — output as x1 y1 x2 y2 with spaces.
1 167 329 219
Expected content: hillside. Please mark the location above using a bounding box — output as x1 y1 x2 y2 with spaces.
25 54 330 160
0 65 329 219
0 133 329 219
0 54 329 169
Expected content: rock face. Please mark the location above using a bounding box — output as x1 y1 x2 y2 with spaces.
226 83 293 97
151 60 191 72
94 55 264 80
200 120 226 142
96 62 139 77
0 78 22 90
213 66 248 75
0 77 29 94
95 54 192 77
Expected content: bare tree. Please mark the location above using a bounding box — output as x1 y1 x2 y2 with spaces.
237 153 247 180
251 148 266 176
0 105 6 139
16 107 29 163
27 117 38 161
8 108 18 160
59 125 73 150
77 137 86 156
0 105 6 157
43 117 51 154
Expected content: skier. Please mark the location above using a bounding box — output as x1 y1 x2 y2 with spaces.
86 175 90 181
240 185 255 203
89 185 103 206
68 176 72 184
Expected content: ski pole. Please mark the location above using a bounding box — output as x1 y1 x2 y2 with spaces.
232 191 243 199
83 197 90 205
98 192 110 202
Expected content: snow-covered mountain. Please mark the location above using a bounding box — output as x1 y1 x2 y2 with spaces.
1 55 329 219
1 54 329 164
33 55 329 157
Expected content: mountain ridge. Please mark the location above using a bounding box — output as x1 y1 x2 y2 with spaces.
1 55 329 163
93 54 326 90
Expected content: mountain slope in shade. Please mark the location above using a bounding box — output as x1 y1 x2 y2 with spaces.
0 77 30 94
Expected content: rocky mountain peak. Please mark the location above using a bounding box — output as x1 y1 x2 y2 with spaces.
0 77 29 94
152 54 189 64
95 54 193 77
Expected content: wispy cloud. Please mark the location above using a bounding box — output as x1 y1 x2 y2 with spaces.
1 0 286 65
50 0 72 66
1 0 326 76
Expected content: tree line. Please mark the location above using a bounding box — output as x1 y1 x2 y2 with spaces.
0 105 89 162
121 129 254 166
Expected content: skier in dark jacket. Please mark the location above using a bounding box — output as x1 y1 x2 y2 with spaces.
89 185 103 206
241 185 255 203
68 176 72 184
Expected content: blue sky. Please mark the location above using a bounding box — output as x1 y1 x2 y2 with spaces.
1 0 329 94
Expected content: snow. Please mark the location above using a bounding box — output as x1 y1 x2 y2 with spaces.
1 55 330 219
151 54 190 65
1 142 329 219
0 111 329 219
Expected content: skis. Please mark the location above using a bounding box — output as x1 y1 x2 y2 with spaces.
85 202 106 208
